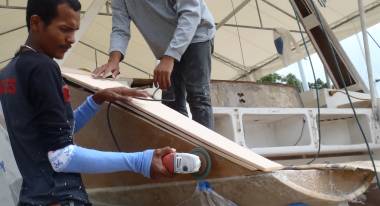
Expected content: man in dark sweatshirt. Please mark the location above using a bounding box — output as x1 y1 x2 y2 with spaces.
0 0 174 205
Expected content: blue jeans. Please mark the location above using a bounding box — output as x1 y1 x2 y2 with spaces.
162 40 214 129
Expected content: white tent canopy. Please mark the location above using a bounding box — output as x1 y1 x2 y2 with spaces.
1 0 380 81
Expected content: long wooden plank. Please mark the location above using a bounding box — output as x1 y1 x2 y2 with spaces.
62 69 282 172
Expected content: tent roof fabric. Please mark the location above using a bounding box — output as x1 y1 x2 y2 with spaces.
1 0 380 80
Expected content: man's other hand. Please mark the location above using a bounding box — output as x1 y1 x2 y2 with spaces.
154 56 174 90
93 51 122 78
150 147 176 179
92 61 120 79
93 87 150 104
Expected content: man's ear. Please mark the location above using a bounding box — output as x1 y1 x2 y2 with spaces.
29 15 42 33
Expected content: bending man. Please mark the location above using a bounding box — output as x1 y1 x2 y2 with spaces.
93 0 216 129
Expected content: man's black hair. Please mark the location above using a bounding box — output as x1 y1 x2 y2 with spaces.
26 0 81 31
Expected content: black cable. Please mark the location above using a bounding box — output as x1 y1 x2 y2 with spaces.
308 0 380 189
106 88 175 152
289 1 322 165
367 31 380 49
107 102 122 152
367 32 380 87
293 119 306 146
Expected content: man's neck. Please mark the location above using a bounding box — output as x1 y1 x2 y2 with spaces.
24 37 42 53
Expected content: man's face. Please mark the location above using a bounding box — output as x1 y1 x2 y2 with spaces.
33 3 80 59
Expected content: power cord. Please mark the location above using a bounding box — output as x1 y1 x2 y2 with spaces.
367 31 380 85
308 0 380 189
107 103 122 152
367 31 380 49
106 88 175 152
293 118 306 146
289 1 322 165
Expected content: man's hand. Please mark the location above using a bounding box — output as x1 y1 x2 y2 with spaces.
154 56 174 90
93 51 122 79
92 87 150 104
150 146 176 179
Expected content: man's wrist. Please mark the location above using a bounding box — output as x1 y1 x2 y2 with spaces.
87 95 102 109
108 51 123 63
160 55 174 63
92 91 106 105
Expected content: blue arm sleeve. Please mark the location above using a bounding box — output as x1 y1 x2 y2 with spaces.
73 95 101 133
49 145 154 178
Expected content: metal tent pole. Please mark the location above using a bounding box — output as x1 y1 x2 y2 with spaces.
297 60 309 91
358 0 379 120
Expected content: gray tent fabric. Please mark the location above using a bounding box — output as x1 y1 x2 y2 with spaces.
2 0 380 81
0 104 22 205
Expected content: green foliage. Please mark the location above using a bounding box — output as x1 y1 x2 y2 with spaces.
258 73 302 91
256 73 282 84
258 73 329 92
282 73 302 91
308 78 329 89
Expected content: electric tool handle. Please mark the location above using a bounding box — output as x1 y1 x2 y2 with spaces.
162 152 175 175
